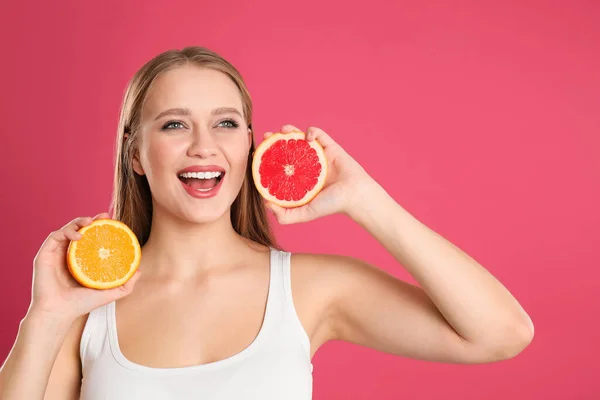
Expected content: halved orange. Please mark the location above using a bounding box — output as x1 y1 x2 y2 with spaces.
252 131 328 208
67 219 141 289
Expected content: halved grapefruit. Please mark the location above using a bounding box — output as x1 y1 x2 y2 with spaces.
252 131 327 208
67 219 141 289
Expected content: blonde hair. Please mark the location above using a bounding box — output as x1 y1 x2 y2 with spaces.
110 46 277 248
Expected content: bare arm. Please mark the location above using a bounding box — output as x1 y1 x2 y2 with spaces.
44 314 88 399
0 312 85 399
319 182 534 363
0 213 140 399
262 125 533 363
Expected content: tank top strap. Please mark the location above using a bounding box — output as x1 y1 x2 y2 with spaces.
274 249 294 311
268 247 285 296
268 248 294 314
269 248 312 357
80 302 110 369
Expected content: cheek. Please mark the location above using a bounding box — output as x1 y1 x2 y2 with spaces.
228 140 251 171
221 143 250 187
141 138 178 178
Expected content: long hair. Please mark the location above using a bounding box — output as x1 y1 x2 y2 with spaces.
109 46 277 248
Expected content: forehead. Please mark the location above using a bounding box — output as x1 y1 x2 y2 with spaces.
142 65 243 118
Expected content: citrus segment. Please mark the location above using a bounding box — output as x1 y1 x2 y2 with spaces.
252 131 327 208
67 219 141 289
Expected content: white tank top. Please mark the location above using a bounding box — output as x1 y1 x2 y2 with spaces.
79 249 314 399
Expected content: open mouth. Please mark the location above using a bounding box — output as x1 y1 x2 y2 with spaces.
178 171 225 192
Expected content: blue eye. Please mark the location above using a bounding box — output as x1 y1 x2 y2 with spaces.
218 119 240 129
162 121 185 130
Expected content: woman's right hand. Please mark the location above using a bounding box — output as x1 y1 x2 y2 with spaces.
27 213 141 323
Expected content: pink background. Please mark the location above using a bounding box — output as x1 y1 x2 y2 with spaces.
1 1 599 399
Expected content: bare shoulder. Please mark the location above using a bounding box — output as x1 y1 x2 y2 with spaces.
290 252 388 302
291 252 380 274
288 252 385 355
289 252 526 364
44 314 89 400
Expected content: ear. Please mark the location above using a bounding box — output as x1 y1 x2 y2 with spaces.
247 127 253 148
132 150 145 176
124 132 145 176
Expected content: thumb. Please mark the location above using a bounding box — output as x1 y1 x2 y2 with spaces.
101 270 142 303
80 270 142 312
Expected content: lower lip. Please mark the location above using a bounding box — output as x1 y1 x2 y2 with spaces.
179 176 225 199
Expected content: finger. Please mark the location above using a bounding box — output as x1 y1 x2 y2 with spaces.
61 216 93 232
63 228 83 241
79 270 142 312
42 228 80 253
44 216 91 250
93 212 111 220
281 124 301 134
112 270 142 295
98 270 141 300
263 131 274 139
40 215 99 254
42 230 70 253
266 202 315 225
306 126 337 148
106 270 141 299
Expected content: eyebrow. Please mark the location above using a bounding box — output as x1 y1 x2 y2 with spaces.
211 107 243 118
153 107 190 121
153 107 243 121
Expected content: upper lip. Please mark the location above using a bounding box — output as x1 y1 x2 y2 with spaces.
177 165 226 175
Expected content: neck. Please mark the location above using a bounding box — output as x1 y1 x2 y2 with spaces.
140 206 251 279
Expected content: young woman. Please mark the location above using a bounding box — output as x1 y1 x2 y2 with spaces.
0 46 534 399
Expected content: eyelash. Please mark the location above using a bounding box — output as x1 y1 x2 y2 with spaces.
161 119 240 131
161 121 185 130
218 119 239 129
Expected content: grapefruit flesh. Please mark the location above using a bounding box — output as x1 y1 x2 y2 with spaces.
252 131 327 208
67 219 141 289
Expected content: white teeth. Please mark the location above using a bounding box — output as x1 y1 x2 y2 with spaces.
179 171 222 179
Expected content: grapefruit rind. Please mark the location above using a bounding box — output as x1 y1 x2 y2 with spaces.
252 131 328 208
66 219 141 290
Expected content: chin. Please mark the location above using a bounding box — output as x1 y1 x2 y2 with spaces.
176 203 232 225
185 212 228 225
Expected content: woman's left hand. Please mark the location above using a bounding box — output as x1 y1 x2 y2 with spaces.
263 124 378 224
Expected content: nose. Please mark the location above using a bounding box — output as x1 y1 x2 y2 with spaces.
187 127 217 158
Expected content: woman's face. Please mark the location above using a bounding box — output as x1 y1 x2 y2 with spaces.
133 64 252 224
